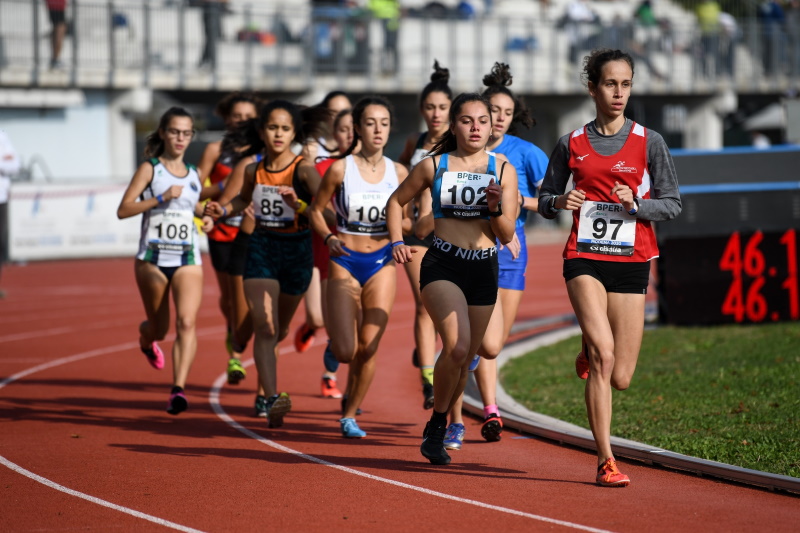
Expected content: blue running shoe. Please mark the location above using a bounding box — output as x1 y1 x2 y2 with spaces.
340 417 366 438
443 423 465 450
468 355 481 372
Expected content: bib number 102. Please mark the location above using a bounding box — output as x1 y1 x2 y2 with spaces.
447 185 487 206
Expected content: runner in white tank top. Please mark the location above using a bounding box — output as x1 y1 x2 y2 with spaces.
118 107 213 417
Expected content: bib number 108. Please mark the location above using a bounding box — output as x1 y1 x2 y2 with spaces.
154 222 189 241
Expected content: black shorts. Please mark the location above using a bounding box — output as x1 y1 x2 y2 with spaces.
208 239 234 273
563 258 650 294
49 9 66 25
225 231 251 277
419 235 499 306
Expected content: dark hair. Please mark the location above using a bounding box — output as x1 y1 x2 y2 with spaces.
214 92 262 123
582 49 635 87
143 106 194 159
482 62 535 133
429 93 492 157
320 90 351 109
339 95 395 159
333 107 353 131
419 60 452 109
224 100 329 158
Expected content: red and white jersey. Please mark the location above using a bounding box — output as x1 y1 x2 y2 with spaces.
564 122 659 262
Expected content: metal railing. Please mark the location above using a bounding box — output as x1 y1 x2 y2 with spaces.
0 0 798 94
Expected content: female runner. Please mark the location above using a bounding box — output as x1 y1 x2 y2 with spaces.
312 108 359 400
308 96 409 439
206 100 326 428
538 49 681 486
196 92 260 386
386 93 518 465
444 63 550 450
117 107 212 415
397 60 452 410
294 91 353 353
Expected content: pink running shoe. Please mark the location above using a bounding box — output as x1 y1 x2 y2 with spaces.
141 342 165 370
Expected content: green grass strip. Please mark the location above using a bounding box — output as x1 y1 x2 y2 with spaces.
502 323 800 478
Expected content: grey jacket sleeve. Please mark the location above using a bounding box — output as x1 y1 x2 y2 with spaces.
537 134 571 220
639 129 681 222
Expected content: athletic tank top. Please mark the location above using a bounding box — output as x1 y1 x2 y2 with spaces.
431 152 502 221
564 122 658 262
206 147 252 242
333 155 399 236
409 132 430 169
136 158 202 267
252 155 311 234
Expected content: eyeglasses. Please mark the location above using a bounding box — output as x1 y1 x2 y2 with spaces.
166 128 194 138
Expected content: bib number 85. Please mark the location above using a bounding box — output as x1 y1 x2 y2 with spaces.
260 198 285 217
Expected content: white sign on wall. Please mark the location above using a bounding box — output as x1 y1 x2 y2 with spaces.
9 182 208 261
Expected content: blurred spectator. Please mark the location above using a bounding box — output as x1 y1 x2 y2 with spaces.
561 0 600 65
788 0 800 76
634 0 659 54
758 0 786 77
368 0 400 74
718 11 738 78
45 0 67 69
607 15 665 81
0 130 20 298
199 0 229 69
696 0 721 77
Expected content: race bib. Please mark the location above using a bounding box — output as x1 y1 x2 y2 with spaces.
345 192 389 234
220 214 242 228
439 171 492 219
252 184 295 229
147 209 194 252
576 201 636 256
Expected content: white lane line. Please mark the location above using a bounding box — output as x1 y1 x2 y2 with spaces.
0 455 205 533
208 356 615 533
0 331 226 533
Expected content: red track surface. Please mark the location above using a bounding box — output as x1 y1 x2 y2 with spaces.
1 236 798 532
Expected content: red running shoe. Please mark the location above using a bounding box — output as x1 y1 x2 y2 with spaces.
141 342 165 370
596 457 630 487
575 343 589 380
294 323 316 353
321 376 343 399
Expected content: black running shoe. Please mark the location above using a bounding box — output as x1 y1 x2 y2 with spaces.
481 413 503 442
421 421 451 465
422 382 434 410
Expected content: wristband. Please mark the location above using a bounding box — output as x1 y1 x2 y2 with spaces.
221 206 228 217
295 199 308 215
550 195 562 212
156 194 164 204
218 182 225 192
488 207 502 217
628 199 639 216
391 240 405 248
324 233 335 245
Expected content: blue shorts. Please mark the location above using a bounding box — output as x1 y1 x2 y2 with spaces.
497 224 527 291
330 244 394 286
244 230 313 295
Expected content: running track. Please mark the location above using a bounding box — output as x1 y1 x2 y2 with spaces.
1 235 798 532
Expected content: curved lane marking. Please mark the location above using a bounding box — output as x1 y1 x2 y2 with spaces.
0 333 614 533
209 354 615 533
0 338 224 533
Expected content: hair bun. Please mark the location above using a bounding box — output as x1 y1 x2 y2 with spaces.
482 62 512 88
430 60 450 83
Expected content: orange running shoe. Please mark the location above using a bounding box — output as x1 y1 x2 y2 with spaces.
575 343 589 380
321 376 343 399
294 323 316 353
596 458 630 487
